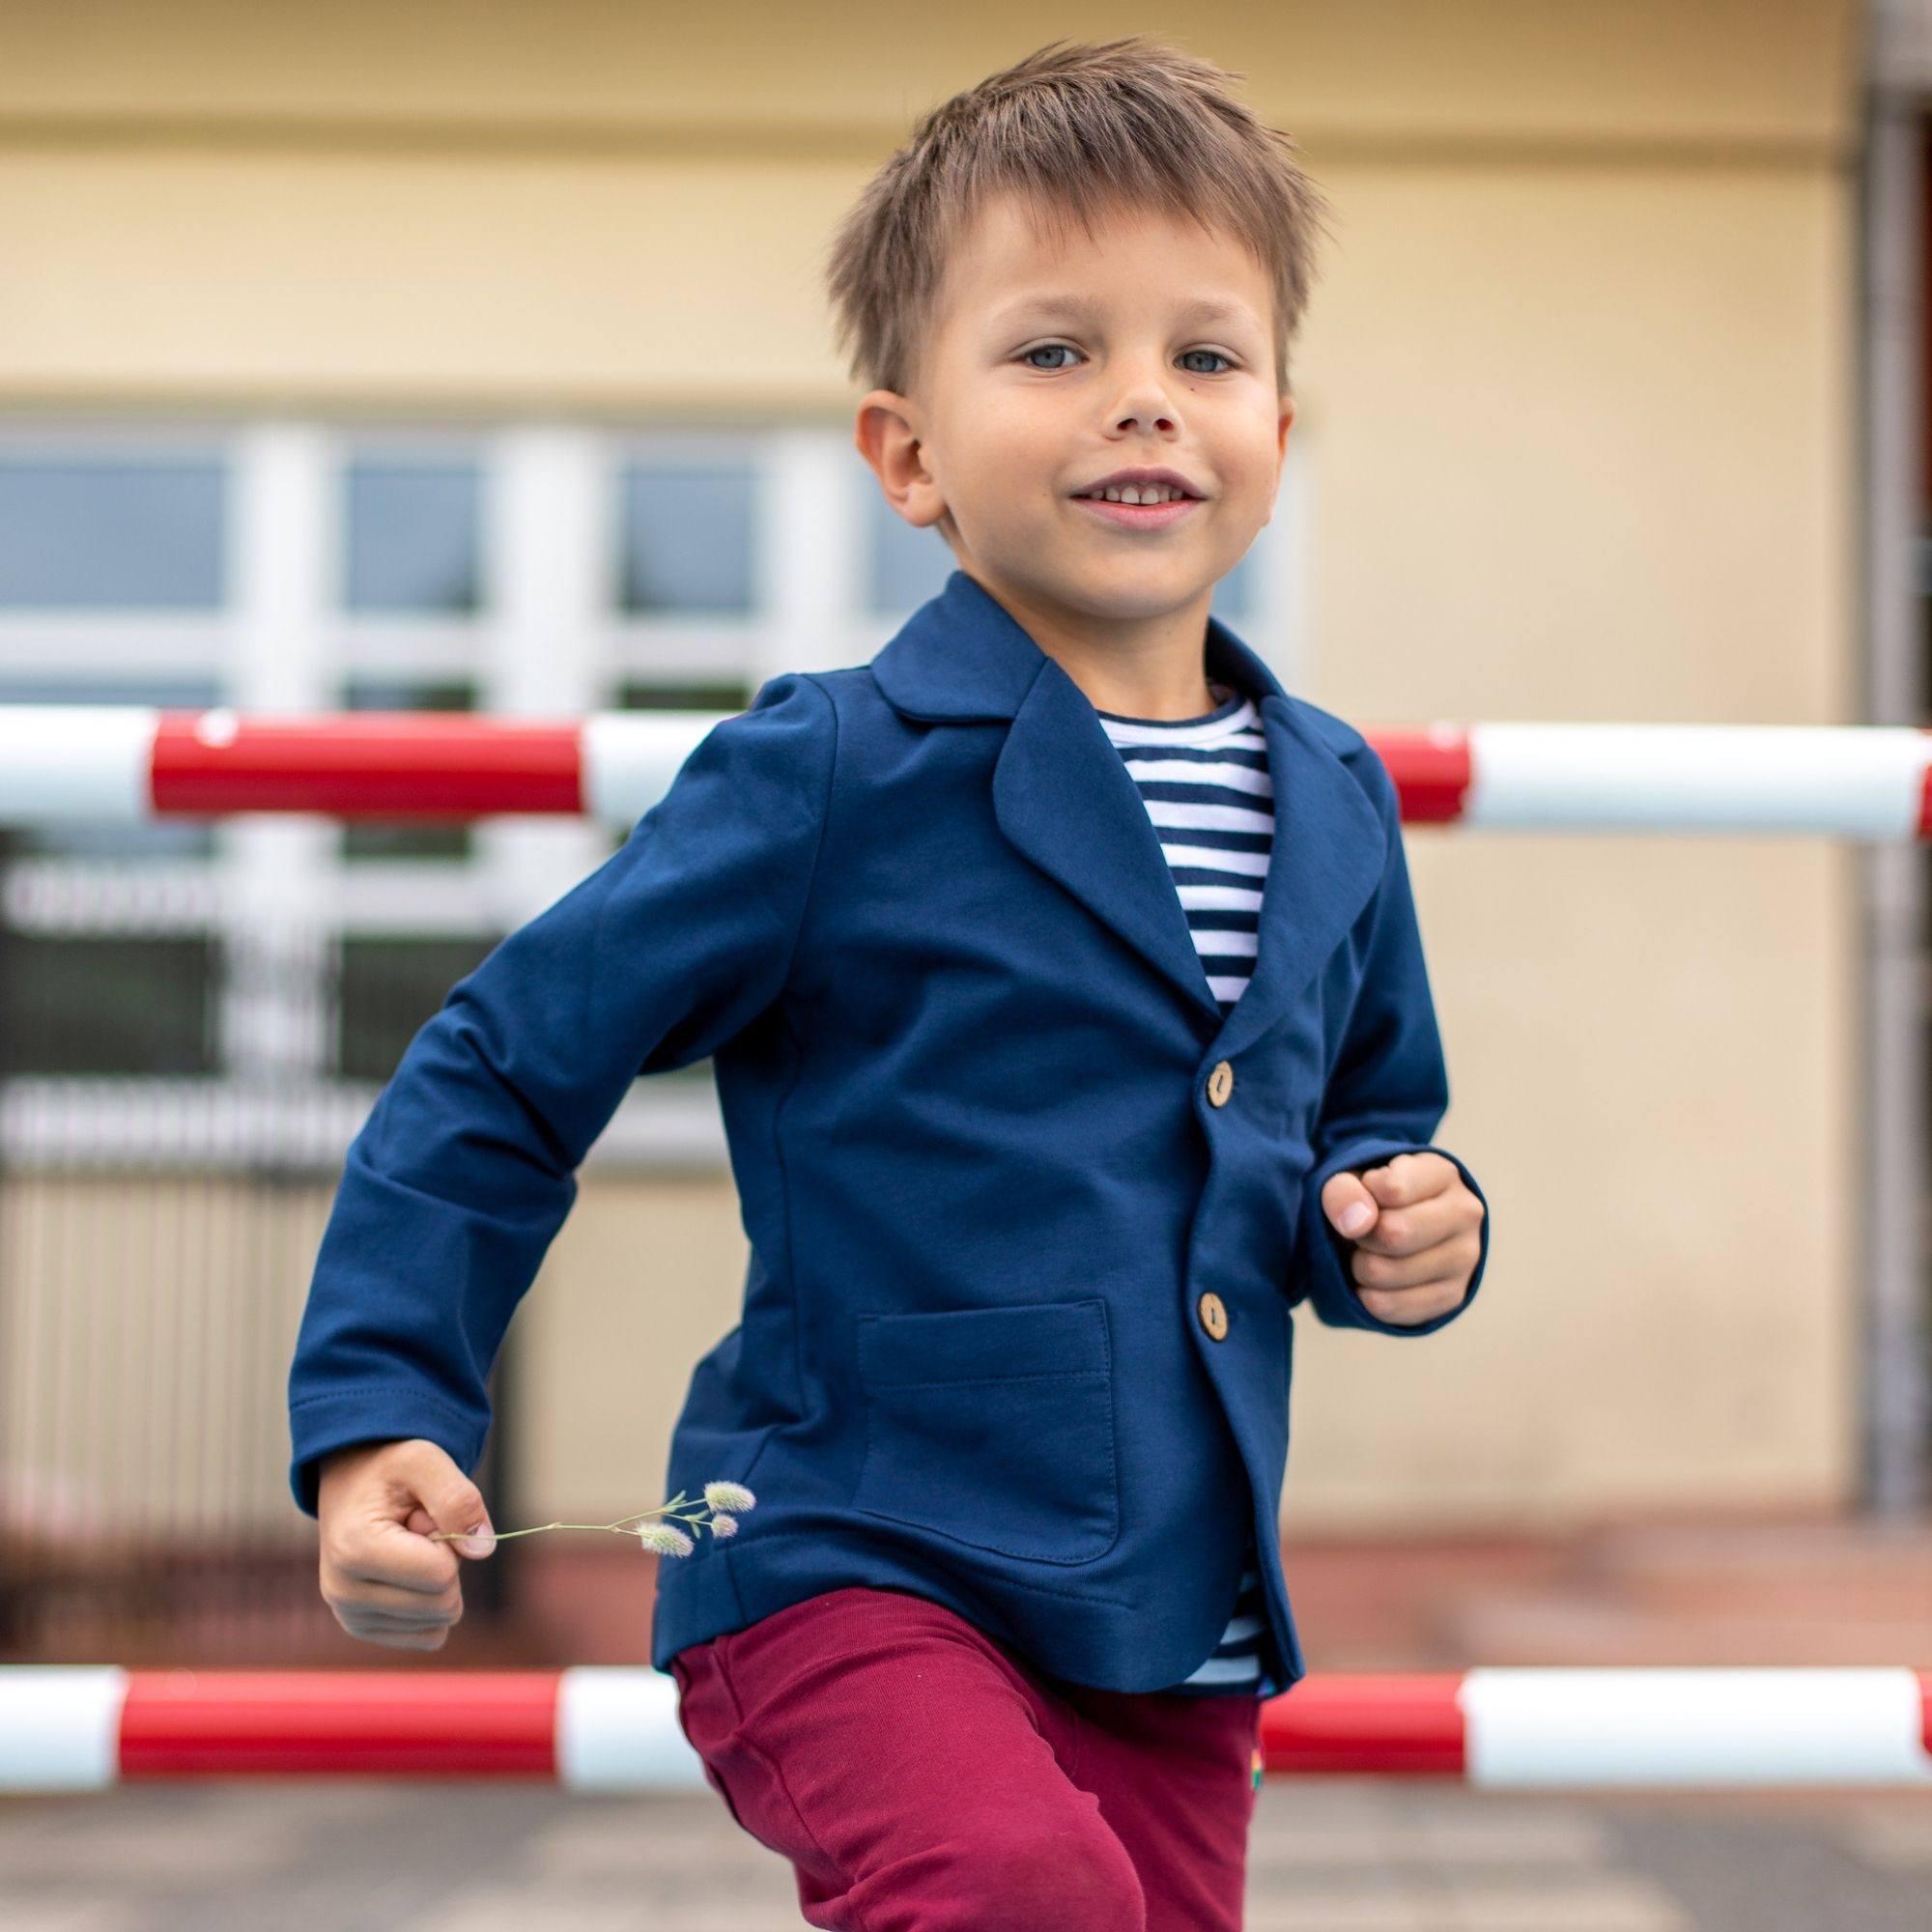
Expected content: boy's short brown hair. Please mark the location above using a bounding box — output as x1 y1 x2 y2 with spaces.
824 35 1332 404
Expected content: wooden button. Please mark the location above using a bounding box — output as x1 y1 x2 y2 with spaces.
1197 1291 1229 1340
1206 1060 1235 1107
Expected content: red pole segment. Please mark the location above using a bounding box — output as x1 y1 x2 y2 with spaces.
150 712 586 818
117 1670 561 1779
1259 1671 1467 1776
1371 728 1473 825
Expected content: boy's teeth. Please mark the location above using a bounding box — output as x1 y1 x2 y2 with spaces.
1090 485 1180 503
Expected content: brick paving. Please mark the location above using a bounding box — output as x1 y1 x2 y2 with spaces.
4 1776 1931 1929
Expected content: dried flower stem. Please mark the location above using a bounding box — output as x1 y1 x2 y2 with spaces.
427 1484 754 1549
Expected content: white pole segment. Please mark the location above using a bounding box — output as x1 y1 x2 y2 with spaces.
0 1665 127 1790
1463 1666 1932 1787
1465 724 1932 836
0 708 155 821
582 712 729 829
554 1665 709 1793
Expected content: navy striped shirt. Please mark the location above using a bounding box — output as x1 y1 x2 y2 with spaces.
1094 677 1285 1699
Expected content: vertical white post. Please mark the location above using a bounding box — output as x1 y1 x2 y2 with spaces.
478 427 610 928
221 422 337 1086
758 426 863 683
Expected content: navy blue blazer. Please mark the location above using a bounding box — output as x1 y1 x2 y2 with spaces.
287 566 1490 1693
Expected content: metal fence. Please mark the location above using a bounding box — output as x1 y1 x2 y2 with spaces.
0 859 517 1663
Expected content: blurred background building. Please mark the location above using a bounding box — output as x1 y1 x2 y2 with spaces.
0 2 1917 1670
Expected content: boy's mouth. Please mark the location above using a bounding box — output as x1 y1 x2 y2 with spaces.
1069 495 1203 531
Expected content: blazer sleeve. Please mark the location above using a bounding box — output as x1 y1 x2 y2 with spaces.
1292 746 1491 1337
285 671 837 1517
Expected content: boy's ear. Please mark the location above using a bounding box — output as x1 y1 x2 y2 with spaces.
1261 394 1297 526
855 390 948 532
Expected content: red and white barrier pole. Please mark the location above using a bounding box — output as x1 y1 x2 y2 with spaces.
2 708 1931 834
4 1666 1929 1793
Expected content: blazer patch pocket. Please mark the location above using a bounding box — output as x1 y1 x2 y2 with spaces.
852 1297 1120 1564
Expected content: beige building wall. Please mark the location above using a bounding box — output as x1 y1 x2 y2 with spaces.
0 2 1867 1532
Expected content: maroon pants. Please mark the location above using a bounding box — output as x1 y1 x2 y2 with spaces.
668 1583 1264 1931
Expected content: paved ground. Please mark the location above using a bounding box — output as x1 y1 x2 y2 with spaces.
9 1513 1932 1925
4 1775 1932 1929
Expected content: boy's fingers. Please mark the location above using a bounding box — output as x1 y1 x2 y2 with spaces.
1351 1186 1463 1257
1351 1274 1470 1326
332 1571 464 1621
349 1578 463 1622
332 1517 459 1595
1360 1151 1456 1208
335 1606 456 1650
1350 1230 1478 1290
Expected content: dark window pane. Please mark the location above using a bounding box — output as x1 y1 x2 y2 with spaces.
615 464 754 613
343 458 481 614
0 930 214 1075
6 819 215 863
0 453 226 611
864 487 952 615
0 673 222 705
339 678 475 861
335 934 505 1082
610 677 752 713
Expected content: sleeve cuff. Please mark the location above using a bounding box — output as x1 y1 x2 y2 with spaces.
288 1387 487 1520
1296 1138 1490 1337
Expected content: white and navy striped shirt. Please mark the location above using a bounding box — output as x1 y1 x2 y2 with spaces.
1094 678 1285 1699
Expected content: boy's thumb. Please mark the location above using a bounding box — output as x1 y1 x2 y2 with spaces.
1322 1173 1378 1240
429 1480 496 1557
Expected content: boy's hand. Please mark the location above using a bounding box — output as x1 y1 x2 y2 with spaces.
1321 1151 1485 1328
315 1438 497 1651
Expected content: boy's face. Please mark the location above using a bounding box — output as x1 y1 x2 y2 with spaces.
856 188 1294 652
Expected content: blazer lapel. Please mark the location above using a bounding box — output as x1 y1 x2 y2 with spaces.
1201 694 1387 1065
992 654 1227 1026
871 568 1390 1052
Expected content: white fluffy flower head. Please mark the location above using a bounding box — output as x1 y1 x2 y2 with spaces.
637 1522 696 1557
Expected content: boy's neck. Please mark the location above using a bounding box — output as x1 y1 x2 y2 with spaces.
962 566 1222 722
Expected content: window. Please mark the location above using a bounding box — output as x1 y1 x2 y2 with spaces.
614 461 756 613
864 486 953 616
341 455 483 615
609 674 753 714
0 923 214 1077
0 448 226 611
334 932 505 1083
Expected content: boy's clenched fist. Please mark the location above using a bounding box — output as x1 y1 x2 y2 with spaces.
1321 1151 1485 1327
316 1437 497 1651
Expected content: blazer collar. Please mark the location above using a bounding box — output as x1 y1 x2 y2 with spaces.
870 569 1386 1058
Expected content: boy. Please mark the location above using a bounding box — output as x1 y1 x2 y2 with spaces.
288 35 1489 1932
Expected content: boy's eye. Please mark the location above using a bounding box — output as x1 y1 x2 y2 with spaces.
1018 343 1236 375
